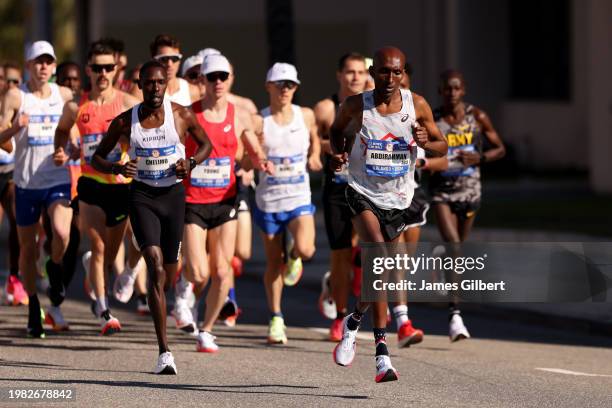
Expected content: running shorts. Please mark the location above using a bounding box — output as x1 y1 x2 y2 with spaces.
185 197 238 230
77 176 129 227
15 183 71 226
253 203 316 236
322 180 353 250
402 187 430 230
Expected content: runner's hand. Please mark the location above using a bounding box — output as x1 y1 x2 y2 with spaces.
259 159 275 175
121 158 138 178
53 146 68 166
17 113 29 128
68 141 81 161
413 123 428 148
175 158 188 179
236 168 255 186
329 152 348 172
457 150 480 166
308 154 323 171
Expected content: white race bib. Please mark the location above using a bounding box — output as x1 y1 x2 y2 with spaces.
266 154 306 185
365 139 410 178
442 145 476 177
27 114 60 146
82 133 122 164
190 156 231 187
135 146 177 180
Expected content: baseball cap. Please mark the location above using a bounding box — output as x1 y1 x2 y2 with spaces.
201 54 231 75
266 62 300 84
198 48 221 60
26 41 56 62
181 55 203 76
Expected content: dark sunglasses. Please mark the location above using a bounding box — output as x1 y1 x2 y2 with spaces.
206 72 229 82
186 71 200 81
132 78 140 84
273 80 297 90
156 55 181 64
90 64 116 74
7 78 20 85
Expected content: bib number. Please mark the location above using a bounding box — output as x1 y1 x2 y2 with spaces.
27 114 60 146
82 134 122 164
190 156 231 187
365 139 410 177
135 146 177 180
442 145 476 177
266 154 306 185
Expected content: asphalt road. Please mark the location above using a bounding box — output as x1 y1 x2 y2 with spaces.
1 273 611 407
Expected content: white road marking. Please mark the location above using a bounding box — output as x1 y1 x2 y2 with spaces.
308 327 373 341
536 368 612 378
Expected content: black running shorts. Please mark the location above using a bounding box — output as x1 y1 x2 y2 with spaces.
0 171 13 198
129 180 185 264
184 197 237 230
77 176 129 227
402 187 430 230
322 180 353 250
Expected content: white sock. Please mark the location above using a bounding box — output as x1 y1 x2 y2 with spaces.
393 305 409 329
96 297 108 315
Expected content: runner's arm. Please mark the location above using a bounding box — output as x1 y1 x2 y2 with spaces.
0 88 23 145
473 106 505 164
313 98 334 155
303 107 322 171
413 94 447 157
91 110 134 176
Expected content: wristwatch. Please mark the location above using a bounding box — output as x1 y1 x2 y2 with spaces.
189 157 197 170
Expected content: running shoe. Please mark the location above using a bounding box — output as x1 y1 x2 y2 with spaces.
175 274 196 309
333 314 359 366
375 355 399 383
81 251 96 301
172 301 196 335
154 351 177 375
449 313 471 342
283 256 303 287
397 320 424 348
136 296 150 315
267 316 287 344
44 306 69 331
318 271 337 320
196 331 219 353
231 256 243 277
99 309 121 335
217 298 240 327
329 318 343 342
113 269 136 303
5 275 28 306
27 307 46 339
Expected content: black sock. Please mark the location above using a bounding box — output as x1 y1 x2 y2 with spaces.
28 294 42 329
61 224 80 288
46 259 65 306
374 328 389 356
271 312 283 319
138 294 147 303
347 308 363 331
9 268 18 277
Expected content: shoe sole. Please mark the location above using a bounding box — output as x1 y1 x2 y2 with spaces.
398 331 424 348
267 337 288 345
333 342 355 367
44 314 69 332
375 369 399 383
155 365 177 375
451 333 469 342
101 322 121 336
196 346 219 353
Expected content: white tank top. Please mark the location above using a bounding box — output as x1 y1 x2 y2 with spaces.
129 99 185 187
256 105 311 213
0 139 15 174
14 83 69 189
348 89 418 210
166 78 192 107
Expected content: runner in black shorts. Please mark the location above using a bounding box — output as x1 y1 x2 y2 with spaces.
92 60 212 374
429 69 505 341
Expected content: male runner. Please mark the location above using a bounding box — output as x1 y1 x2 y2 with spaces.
329 47 447 382
92 60 212 374
56 62 82 96
54 41 140 334
0 41 74 337
254 62 322 344
313 52 367 341
429 69 505 341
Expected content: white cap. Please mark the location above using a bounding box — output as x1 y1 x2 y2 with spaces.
181 55 203 76
26 40 56 62
201 54 231 75
266 62 300 84
198 48 221 60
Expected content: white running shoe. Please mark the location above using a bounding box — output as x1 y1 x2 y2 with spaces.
196 331 219 353
113 270 136 303
99 310 121 336
175 275 195 309
333 314 359 366
81 251 96 301
44 306 69 331
318 271 337 320
172 301 196 335
375 355 399 383
154 351 177 375
449 313 471 342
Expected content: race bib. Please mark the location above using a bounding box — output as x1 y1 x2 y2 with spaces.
82 133 122 164
27 114 60 146
266 154 306 185
190 156 231 187
135 145 177 180
442 145 476 177
365 139 410 177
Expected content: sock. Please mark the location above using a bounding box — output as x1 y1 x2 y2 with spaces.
228 287 236 302
347 308 363 331
271 311 283 319
46 259 65 306
373 328 389 356
28 294 42 329
9 268 18 277
337 310 347 320
96 297 108 316
393 305 409 329
449 303 461 321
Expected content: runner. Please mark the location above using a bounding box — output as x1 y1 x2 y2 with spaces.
181 55 205 99
181 54 271 350
0 41 74 337
56 62 82 96
429 69 505 341
127 64 143 101
3 62 22 91
150 34 199 106
54 41 140 335
329 46 447 382
91 59 212 374
313 52 367 341
253 62 322 344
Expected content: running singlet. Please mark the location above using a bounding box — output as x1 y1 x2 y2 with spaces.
128 99 185 187
77 91 130 184
13 83 69 189
256 104 311 213
185 101 238 204
166 78 192 107
0 139 15 174
347 89 418 210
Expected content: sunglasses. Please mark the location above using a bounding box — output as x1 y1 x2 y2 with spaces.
186 71 200 81
155 54 182 64
90 64 116 73
206 72 229 82
273 80 297 90
132 78 140 84
7 78 20 85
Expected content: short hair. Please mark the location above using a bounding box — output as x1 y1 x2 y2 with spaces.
3 61 21 73
150 34 180 57
139 60 166 80
98 37 125 54
439 69 464 84
56 61 79 76
337 52 366 72
87 41 115 61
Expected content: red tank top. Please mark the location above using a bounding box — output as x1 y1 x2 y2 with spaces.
185 101 238 204
77 91 129 184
